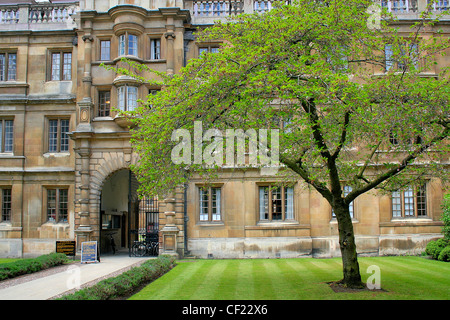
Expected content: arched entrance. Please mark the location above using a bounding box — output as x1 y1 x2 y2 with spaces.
99 168 159 256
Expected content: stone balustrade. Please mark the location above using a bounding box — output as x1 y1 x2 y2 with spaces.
0 3 78 30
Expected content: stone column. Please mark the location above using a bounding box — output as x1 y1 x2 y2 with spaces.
164 18 176 75
78 33 94 130
74 137 93 251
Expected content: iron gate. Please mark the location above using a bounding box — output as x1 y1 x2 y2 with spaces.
130 195 159 257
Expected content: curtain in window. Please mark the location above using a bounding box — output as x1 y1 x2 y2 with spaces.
127 86 137 111
119 34 126 56
259 186 268 220
285 187 294 220
212 188 221 221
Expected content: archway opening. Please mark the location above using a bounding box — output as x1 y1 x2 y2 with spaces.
99 169 132 254
99 168 159 257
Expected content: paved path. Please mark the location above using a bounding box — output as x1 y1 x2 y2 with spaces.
0 253 152 300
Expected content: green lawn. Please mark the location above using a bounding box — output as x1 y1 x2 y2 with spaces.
129 256 450 300
0 258 20 264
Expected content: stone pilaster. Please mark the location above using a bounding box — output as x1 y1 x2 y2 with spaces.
160 193 181 257
164 18 176 75
74 137 93 251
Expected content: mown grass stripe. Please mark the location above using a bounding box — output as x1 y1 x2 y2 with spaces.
190 260 228 300
129 260 204 300
129 257 450 300
173 260 219 299
215 259 240 300
252 259 276 300
235 260 255 300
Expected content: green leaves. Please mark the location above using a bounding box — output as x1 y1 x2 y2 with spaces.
117 0 449 200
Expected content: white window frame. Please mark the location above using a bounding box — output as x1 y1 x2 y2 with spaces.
118 85 138 112
119 33 138 57
199 186 222 222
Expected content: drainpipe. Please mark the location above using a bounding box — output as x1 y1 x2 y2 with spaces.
184 182 189 256
128 169 131 257
182 30 194 256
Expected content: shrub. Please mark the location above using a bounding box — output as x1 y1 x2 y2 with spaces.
57 255 176 300
0 253 68 281
438 246 450 262
425 238 449 260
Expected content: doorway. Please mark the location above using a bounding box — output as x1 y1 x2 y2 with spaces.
99 168 159 256
99 169 131 254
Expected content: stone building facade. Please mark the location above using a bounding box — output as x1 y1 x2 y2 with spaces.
0 0 448 259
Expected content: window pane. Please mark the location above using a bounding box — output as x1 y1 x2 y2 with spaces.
199 188 209 221
119 34 126 56
118 86 125 111
259 186 269 220
128 34 137 56
58 189 68 223
0 54 5 81
199 48 208 57
385 44 393 71
2 188 11 222
151 39 161 60
271 187 282 220
127 86 137 111
100 40 111 60
416 184 427 216
60 119 69 152
211 188 221 221
392 191 402 217
62 53 71 80
343 186 353 218
99 91 111 117
404 188 414 217
3 120 13 153
51 53 61 80
285 187 294 220
7 53 16 81
210 47 219 53
47 189 57 221
48 120 58 152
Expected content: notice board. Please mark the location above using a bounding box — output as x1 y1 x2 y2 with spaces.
81 241 99 263
56 240 76 256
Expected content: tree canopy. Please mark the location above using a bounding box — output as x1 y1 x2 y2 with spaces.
120 0 449 200
113 0 450 287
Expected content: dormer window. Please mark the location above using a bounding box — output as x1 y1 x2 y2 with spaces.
119 33 138 57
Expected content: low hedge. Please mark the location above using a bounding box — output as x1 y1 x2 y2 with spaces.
438 246 450 262
425 238 450 261
57 255 176 300
0 253 68 281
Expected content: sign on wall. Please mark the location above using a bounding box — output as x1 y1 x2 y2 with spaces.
81 241 99 264
56 240 76 256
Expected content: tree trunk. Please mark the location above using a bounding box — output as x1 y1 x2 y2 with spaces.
334 202 364 288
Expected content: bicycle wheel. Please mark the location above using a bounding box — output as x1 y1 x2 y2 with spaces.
132 242 145 257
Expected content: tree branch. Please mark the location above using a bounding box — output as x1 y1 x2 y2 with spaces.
280 154 333 202
345 126 449 204
331 110 351 160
